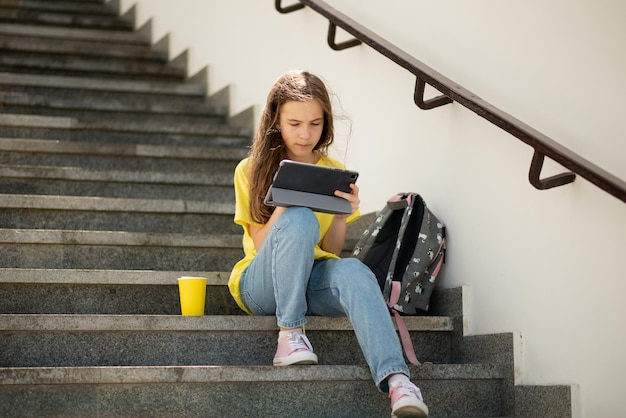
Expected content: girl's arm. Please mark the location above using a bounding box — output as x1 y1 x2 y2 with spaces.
249 206 287 251
321 183 360 256
321 215 348 256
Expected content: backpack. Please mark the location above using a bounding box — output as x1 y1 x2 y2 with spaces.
352 192 446 364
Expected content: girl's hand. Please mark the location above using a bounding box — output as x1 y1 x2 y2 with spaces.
334 183 360 218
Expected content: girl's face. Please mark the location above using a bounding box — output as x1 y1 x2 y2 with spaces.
277 99 325 163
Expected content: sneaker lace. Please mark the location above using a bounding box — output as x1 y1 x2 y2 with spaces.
394 382 423 401
287 331 313 352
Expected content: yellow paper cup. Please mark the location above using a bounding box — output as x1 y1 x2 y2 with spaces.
177 276 207 316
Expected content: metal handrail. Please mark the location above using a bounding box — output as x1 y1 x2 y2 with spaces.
276 0 626 204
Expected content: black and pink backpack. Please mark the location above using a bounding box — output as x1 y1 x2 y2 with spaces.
352 192 446 364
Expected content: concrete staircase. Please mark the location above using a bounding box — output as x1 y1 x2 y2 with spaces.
0 1 573 416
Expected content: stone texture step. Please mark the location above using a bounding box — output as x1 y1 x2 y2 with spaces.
0 228 246 271
0 127 251 147
0 364 510 417
0 6 132 31
0 159 235 185
0 21 151 45
0 71 208 96
0 195 239 233
0 314 455 367
0 114 246 137
0 138 248 171
0 165 235 199
0 27 164 60
0 86 228 120
0 49 186 82
0 269 243 315
0 0 118 16
0 267 450 316
0 114 251 147
0 91 227 124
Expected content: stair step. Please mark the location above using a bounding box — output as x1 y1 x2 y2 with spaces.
0 268 230 285
0 127 250 147
0 88 227 118
0 268 243 315
0 114 251 147
3 268 450 317
0 22 150 44
0 165 235 199
0 138 248 171
0 50 185 81
0 364 510 417
0 313 453 332
0 0 118 16
0 72 207 96
0 228 245 270
0 163 235 184
0 195 238 233
0 7 132 31
0 28 164 60
0 114 245 137
0 314 454 367
0 91 227 122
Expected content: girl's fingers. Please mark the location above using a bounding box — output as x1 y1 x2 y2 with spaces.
334 184 360 213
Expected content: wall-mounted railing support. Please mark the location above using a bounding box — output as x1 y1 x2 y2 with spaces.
275 0 304 14
276 0 626 203
327 22 361 50
414 78 453 110
529 151 576 190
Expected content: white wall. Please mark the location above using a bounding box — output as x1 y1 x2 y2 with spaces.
119 1 626 416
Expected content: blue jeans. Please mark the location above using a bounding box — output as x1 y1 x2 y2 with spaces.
239 207 409 392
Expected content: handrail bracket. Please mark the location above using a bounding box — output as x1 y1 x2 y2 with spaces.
529 150 576 190
327 22 361 50
275 0 305 14
414 78 453 110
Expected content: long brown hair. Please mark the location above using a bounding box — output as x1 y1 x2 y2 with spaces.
248 70 335 224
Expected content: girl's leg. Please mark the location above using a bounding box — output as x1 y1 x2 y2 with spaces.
306 257 409 392
240 207 320 366
239 206 319 328
307 258 429 416
307 258 428 418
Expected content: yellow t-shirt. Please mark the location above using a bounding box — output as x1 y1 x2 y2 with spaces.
228 155 360 314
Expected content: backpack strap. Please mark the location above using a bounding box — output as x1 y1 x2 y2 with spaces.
386 192 422 365
381 193 413 298
388 281 421 365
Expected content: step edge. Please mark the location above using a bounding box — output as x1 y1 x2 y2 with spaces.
0 22 149 44
0 314 454 332
0 92 226 116
0 114 249 137
0 33 163 59
0 228 243 248
0 164 234 186
0 363 507 385
0 268 229 285
0 72 205 96
0 194 235 214
0 138 249 160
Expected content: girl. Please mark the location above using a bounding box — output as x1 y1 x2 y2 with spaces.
228 70 429 418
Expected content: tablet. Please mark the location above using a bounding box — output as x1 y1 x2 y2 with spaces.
264 159 359 214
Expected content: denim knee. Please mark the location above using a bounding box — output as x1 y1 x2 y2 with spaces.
275 207 320 244
339 258 379 289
